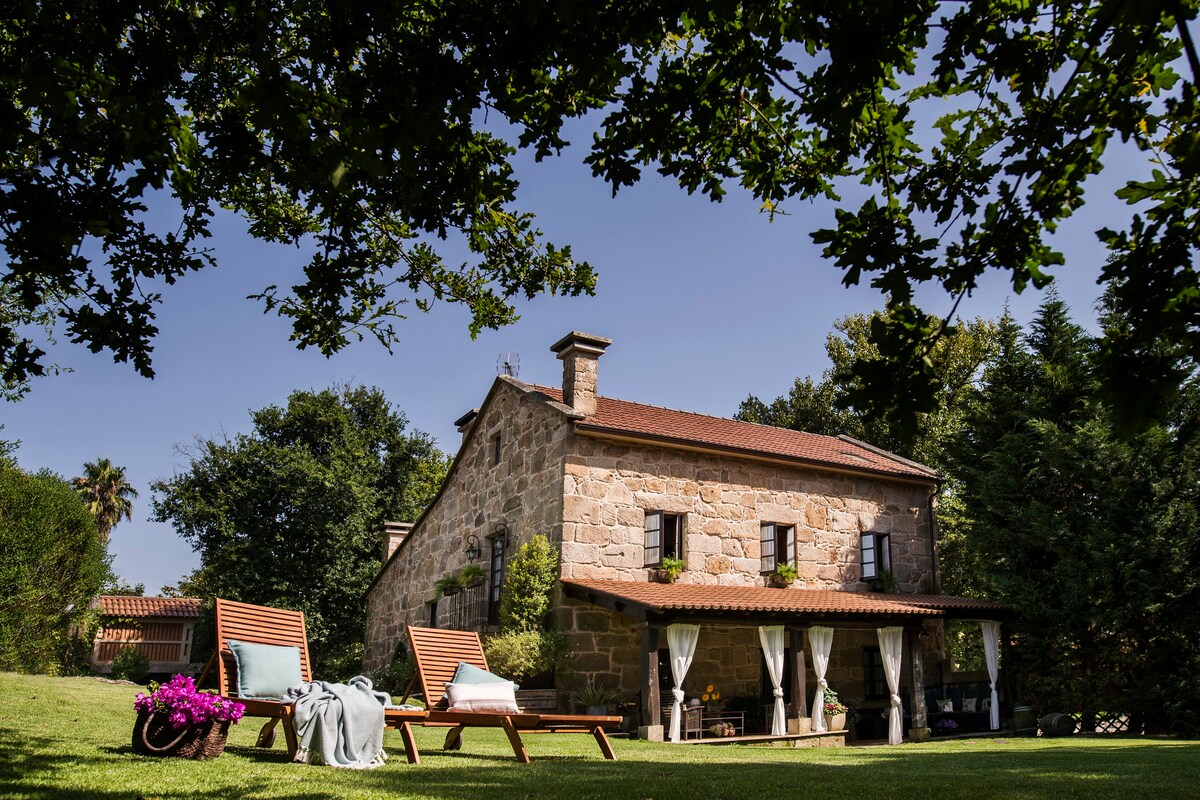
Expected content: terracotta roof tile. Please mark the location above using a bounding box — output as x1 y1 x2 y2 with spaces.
530 386 938 482
95 596 203 618
562 579 1006 618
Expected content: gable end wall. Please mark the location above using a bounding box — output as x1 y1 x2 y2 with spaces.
364 381 570 670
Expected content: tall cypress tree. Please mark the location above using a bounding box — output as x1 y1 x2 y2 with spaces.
953 296 1200 731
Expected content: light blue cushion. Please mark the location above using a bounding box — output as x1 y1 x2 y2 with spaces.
452 661 518 690
229 640 304 700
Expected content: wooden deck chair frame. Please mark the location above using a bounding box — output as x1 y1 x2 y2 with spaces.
198 598 424 763
402 626 621 763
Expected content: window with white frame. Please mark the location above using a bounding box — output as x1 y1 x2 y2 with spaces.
760 523 795 574
861 532 891 580
643 511 684 566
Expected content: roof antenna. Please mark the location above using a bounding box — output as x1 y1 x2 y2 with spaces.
497 353 520 378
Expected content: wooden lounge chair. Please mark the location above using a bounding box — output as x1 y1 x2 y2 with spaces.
402 626 621 763
198 597 425 763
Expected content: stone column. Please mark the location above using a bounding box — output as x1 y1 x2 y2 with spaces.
638 625 663 741
907 626 931 742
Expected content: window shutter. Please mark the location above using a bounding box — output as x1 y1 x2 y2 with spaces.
783 525 795 565
644 511 662 566
861 533 877 580
761 523 776 573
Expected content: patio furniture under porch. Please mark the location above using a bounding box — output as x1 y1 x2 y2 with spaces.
561 579 1009 745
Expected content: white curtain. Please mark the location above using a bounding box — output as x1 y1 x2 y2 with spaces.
758 626 787 735
981 620 1001 731
807 626 833 732
877 626 904 745
666 624 700 743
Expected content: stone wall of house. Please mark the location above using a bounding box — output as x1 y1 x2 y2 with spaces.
557 602 780 708
560 435 936 591
364 379 572 671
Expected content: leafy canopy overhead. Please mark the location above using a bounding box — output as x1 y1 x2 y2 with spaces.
4 1 1198 427
1 0 609 393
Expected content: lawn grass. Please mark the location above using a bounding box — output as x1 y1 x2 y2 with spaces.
3 672 1198 800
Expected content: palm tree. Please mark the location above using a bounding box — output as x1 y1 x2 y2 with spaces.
75 457 138 542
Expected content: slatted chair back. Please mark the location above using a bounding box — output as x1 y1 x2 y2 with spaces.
214 597 312 699
406 626 489 709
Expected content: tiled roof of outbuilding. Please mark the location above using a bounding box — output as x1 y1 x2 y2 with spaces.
562 580 1007 619
95 596 203 618
531 385 939 482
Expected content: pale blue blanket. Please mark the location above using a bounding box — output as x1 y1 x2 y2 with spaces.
284 676 389 769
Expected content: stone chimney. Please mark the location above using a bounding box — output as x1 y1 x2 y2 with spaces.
551 331 612 417
454 408 479 446
380 521 414 562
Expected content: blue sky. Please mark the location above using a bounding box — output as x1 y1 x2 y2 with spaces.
4 118 1133 594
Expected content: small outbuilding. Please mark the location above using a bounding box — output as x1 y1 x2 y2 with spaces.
91 595 203 675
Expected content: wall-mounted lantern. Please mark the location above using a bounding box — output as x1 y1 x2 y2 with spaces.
464 534 482 562
491 522 509 550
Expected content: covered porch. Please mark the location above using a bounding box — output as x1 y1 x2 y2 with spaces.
561 579 1008 745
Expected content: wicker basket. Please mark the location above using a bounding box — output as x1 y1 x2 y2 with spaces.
132 710 231 760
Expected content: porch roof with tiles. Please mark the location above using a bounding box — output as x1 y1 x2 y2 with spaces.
561 579 1007 625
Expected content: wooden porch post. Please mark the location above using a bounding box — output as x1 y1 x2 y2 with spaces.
640 625 661 736
907 626 930 741
789 627 807 720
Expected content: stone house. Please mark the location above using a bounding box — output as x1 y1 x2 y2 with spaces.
365 332 1005 742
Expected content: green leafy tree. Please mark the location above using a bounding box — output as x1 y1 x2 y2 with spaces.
498 534 560 633
6 3 1198 427
151 384 449 676
950 296 1200 733
738 310 999 465
159 568 208 599
74 457 139 543
0 1 601 391
102 578 144 596
0 461 111 673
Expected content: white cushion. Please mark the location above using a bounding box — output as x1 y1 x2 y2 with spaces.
445 680 520 714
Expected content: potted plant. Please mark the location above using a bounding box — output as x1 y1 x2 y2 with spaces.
869 568 896 592
461 563 486 586
650 556 686 583
571 679 619 716
700 683 721 711
132 675 246 759
434 572 466 597
822 687 849 732
768 563 798 588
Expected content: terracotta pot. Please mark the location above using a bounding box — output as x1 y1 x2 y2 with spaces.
649 569 677 584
